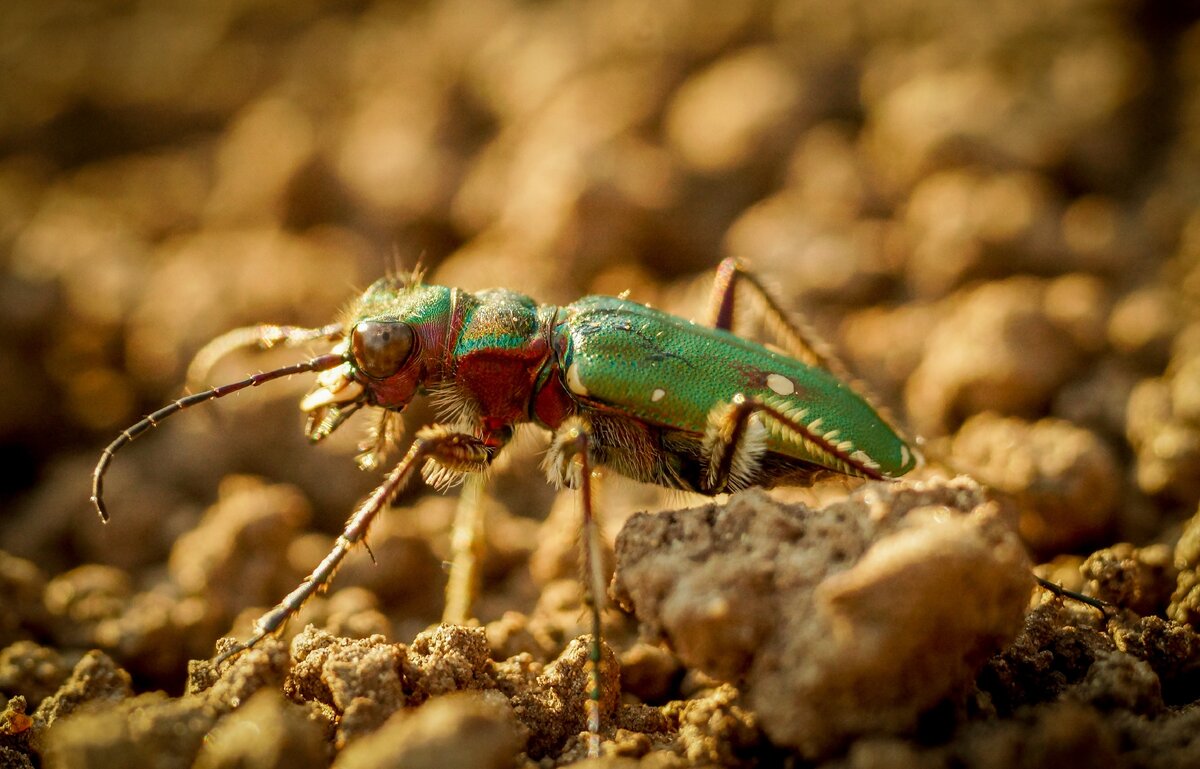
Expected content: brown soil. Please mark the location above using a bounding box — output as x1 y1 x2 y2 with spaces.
3 1 1200 767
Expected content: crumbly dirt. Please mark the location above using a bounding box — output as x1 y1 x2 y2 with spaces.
4 1 1200 767
613 477 1034 758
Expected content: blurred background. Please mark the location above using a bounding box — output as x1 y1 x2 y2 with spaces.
2 0 1200 691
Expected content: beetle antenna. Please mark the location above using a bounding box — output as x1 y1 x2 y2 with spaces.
92 352 346 523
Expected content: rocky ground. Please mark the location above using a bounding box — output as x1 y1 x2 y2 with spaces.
2 1 1200 767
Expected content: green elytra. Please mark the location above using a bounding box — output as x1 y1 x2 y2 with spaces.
91 258 918 757
560 295 914 480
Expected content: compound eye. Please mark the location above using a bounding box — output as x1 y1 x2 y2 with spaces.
351 321 414 379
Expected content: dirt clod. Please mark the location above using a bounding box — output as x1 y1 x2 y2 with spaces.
39 692 214 769
0 555 47 649
614 477 1031 757
0 643 71 710
404 624 496 698
952 413 1121 554
1169 502 1200 629
32 651 131 732
905 278 1093 437
192 689 327 769
1082 543 1177 616
285 627 406 746
332 690 521 769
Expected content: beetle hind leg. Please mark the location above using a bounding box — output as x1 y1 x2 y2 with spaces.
702 399 770 492
706 257 853 381
701 394 889 494
706 257 913 453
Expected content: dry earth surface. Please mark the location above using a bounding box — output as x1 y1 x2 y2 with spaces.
2 1 1200 767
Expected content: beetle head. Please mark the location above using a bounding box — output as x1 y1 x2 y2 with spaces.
301 278 454 443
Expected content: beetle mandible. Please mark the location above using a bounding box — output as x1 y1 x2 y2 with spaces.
92 257 918 756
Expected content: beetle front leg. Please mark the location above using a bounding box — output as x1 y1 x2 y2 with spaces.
545 416 609 759
214 425 492 665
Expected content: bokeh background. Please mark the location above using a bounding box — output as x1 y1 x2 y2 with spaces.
3 0 1200 763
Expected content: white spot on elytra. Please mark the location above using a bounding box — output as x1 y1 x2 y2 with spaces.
566 362 589 396
651 388 666 402
900 444 911 468
766 373 795 396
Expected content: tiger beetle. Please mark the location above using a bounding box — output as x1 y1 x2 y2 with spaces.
92 257 925 755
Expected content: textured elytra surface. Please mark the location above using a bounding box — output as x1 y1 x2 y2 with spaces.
563 295 912 475
4 0 1200 767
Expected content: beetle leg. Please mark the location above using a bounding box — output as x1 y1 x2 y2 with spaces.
707 257 914 447
443 473 487 625
214 425 492 665
443 426 515 624
706 257 854 382
546 416 607 758
702 393 889 493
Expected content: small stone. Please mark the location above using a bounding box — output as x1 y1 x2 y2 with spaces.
331 690 521 769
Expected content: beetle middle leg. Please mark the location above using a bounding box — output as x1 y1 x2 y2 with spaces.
545 415 608 758
215 425 493 664
442 426 515 625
